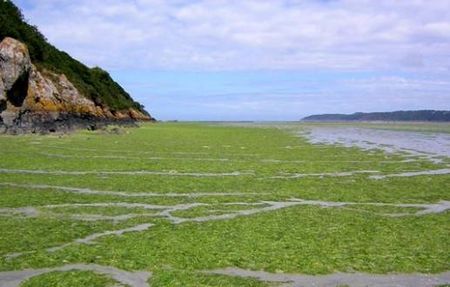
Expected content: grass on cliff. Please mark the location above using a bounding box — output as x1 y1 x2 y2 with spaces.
0 122 448 287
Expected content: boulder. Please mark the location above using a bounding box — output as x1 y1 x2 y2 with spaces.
0 73 5 102
0 75 5 118
0 37 31 91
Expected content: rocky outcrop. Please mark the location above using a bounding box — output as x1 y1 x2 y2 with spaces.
0 37 31 92
0 37 153 133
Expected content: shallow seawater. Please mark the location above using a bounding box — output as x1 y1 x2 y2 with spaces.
304 126 450 158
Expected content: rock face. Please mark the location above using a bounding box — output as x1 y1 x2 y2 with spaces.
0 37 153 133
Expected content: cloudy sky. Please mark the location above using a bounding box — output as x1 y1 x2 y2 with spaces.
14 0 450 120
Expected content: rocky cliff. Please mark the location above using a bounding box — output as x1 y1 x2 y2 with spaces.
0 37 153 133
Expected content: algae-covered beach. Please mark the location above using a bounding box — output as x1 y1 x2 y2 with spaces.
0 122 449 286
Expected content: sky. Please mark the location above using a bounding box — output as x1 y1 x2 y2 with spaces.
13 0 450 120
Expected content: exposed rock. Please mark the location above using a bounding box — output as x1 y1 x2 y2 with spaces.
0 37 31 91
24 66 103 117
0 74 5 117
0 37 154 134
128 108 151 121
0 73 5 101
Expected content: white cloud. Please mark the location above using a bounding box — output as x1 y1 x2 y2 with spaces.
16 0 450 71
12 0 450 120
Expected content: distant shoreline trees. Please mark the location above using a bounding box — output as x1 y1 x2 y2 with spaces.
302 110 450 122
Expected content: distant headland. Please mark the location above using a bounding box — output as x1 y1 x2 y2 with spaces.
302 110 450 122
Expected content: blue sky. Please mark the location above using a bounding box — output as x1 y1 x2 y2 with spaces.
13 0 450 120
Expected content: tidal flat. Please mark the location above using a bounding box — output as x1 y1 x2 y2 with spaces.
0 122 449 287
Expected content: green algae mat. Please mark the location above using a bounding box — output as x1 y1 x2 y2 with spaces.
0 123 449 286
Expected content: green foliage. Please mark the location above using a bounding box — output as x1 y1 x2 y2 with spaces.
0 0 147 113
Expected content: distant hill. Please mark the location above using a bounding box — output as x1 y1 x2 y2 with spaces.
302 110 450 122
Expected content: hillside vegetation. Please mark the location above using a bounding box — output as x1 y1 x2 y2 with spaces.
0 0 147 114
